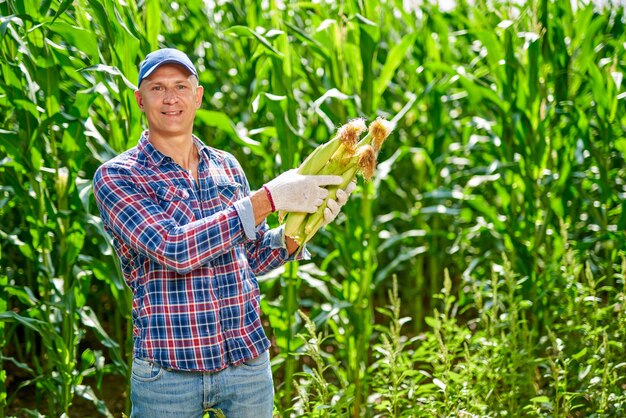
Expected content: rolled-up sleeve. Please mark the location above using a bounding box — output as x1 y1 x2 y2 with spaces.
233 197 257 241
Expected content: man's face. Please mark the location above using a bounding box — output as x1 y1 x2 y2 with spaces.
134 64 203 139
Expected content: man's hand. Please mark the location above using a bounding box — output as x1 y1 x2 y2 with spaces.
264 169 343 213
322 181 356 226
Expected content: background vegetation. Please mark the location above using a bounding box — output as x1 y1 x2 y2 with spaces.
1 0 625 416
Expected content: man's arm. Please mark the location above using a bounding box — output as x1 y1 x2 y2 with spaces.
94 165 249 274
250 189 300 255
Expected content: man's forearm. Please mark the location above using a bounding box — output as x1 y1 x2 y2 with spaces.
250 189 301 255
284 235 300 255
250 189 273 225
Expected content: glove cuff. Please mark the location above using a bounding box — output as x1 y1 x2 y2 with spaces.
262 185 276 212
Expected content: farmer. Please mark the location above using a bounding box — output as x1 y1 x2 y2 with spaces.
92 48 354 417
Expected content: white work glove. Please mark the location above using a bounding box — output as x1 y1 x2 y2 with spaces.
322 181 357 226
264 169 343 213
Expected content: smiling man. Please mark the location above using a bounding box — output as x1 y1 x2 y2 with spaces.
92 48 354 417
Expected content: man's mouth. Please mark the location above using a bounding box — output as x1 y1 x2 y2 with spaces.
162 111 182 115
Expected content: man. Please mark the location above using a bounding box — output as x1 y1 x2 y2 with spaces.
92 48 354 417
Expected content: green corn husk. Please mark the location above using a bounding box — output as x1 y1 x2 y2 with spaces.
301 118 366 174
290 157 360 245
302 146 376 241
283 118 392 246
298 132 342 175
278 118 366 223
278 134 340 223
282 155 358 243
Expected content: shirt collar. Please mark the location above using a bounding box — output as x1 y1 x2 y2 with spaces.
137 130 210 168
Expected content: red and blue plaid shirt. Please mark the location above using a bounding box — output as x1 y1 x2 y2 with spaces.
93 132 304 372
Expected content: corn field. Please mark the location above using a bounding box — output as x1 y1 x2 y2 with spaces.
1 0 626 416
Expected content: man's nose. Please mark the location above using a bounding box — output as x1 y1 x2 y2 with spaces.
163 89 178 103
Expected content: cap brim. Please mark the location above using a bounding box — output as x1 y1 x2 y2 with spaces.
139 60 198 85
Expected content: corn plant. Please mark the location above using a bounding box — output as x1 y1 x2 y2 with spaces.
0 271 5 416
2 0 626 416
0 0 143 415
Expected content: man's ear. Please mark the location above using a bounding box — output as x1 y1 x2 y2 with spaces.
195 85 204 109
134 90 145 111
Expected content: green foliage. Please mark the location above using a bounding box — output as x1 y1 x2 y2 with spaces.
291 310 353 417
369 276 422 417
1 0 625 416
296 251 626 417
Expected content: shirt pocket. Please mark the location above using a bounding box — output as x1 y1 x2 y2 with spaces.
154 186 195 224
215 178 242 208
155 186 190 201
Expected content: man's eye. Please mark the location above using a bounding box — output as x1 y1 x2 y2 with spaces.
152 86 162 91
177 85 186 90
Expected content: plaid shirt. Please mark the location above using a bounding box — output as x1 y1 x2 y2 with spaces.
93 132 304 372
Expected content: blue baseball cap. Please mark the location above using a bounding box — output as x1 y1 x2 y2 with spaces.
137 48 198 87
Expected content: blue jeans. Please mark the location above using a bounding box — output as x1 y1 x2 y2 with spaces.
130 350 274 418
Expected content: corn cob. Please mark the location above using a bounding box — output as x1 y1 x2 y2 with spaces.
277 119 366 223
283 117 393 246
301 146 376 240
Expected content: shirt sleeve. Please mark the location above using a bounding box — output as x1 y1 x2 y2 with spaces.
244 223 310 275
232 196 310 263
224 158 310 274
93 164 247 275
232 197 257 241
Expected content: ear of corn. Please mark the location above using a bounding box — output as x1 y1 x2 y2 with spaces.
298 132 343 174
278 119 367 222
283 118 392 246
